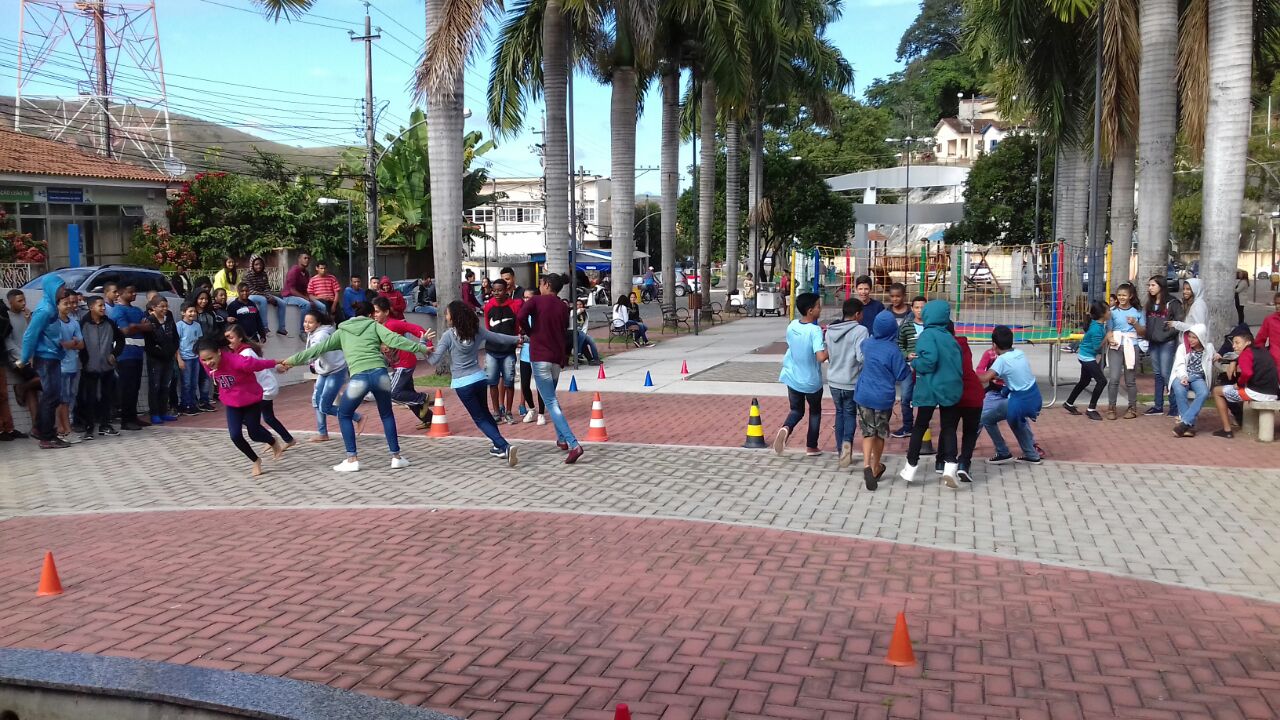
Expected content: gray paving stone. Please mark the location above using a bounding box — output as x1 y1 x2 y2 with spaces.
2 428 1279 603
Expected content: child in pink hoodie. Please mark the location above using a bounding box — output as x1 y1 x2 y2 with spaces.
196 336 287 476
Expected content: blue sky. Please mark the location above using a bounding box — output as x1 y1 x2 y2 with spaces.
0 0 918 195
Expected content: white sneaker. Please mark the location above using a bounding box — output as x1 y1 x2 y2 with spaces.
900 462 918 483
941 462 959 489
523 409 537 423
333 459 361 473
536 414 546 426
390 456 411 469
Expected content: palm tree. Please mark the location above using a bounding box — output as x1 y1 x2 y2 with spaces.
723 118 742 294
541 0 572 276
1198 0 1253 340
660 53 680 305
698 75 717 311
1136 0 1179 284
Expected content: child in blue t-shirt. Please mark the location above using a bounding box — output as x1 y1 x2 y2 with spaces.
57 293 84 440
978 325 1042 464
1105 282 1146 419
176 303 203 415
774 292 829 456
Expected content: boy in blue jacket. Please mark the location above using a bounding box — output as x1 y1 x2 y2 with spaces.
854 312 910 491
18 274 68 448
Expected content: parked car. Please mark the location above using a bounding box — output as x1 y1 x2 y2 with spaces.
23 265 181 301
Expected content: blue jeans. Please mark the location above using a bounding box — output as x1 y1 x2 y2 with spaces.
455 378 509 451
248 294 276 332
1148 341 1176 411
981 393 1039 460
413 305 438 316
897 373 915 431
34 357 62 440
830 386 857 451
574 331 599 362
532 361 578 448
1171 376 1209 427
280 295 324 334
625 321 649 343
180 358 202 409
337 367 398 457
485 352 516 387
312 369 360 436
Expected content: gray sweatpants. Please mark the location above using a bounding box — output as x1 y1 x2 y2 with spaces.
1105 346 1137 408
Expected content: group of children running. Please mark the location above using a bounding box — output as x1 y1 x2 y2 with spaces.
1063 279 1279 439
774 276 1042 492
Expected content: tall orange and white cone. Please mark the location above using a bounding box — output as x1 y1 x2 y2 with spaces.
428 389 452 438
585 392 609 442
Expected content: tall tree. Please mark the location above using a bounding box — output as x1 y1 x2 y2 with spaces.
1199 0 1253 340
1136 0 1179 285
542 0 572 276
723 119 742 294
698 76 716 311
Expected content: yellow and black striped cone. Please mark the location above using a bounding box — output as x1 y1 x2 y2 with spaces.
744 398 768 449
919 427 936 455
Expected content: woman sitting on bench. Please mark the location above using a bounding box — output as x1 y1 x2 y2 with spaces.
613 295 653 348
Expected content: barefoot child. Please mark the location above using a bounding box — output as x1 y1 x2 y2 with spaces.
854 311 910 490
196 335 286 476
225 324 294 451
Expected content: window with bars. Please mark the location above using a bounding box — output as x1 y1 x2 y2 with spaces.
497 206 542 224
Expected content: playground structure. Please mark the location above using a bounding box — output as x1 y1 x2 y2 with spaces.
789 241 1089 345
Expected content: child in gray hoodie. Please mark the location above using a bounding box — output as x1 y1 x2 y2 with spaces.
827 298 868 468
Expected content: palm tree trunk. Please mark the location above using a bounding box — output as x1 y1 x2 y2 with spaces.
425 0 463 331
1200 0 1252 340
698 77 716 312
1109 137 1137 287
659 62 679 307
1137 0 1179 284
1052 147 1068 243
609 67 638 303
1069 146 1090 251
748 115 762 280
541 0 570 276
724 118 741 295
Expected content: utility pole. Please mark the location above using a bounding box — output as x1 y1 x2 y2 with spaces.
92 0 111 157
352 8 380 279
644 192 651 261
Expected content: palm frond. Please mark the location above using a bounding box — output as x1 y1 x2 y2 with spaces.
1178 0 1209 159
250 0 315 22
1100 0 1140 156
486 0 545 136
417 0 502 98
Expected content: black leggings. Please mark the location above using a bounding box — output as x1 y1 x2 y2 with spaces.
259 399 294 444
520 360 545 414
956 405 982 468
784 387 823 450
1066 359 1107 408
907 404 960 465
225 402 277 462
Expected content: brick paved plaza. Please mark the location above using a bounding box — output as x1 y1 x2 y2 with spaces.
2 317 1279 719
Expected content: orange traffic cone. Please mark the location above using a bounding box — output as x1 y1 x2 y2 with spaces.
427 389 452 438
885 611 916 666
585 392 609 442
680 359 689 376
597 364 607 380
614 704 632 720
37 552 63 597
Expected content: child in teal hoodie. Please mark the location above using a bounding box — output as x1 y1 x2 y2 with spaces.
901 299 964 488
1064 301 1109 420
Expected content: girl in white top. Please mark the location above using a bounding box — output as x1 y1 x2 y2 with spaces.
613 295 652 347
303 309 362 442
225 324 295 449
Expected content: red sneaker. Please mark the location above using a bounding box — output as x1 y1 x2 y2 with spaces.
564 445 584 464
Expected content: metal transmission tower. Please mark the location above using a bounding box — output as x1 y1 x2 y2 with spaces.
15 0 180 176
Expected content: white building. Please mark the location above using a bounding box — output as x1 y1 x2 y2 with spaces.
932 117 1014 163
463 175 612 260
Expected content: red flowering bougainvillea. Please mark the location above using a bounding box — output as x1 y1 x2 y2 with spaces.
124 223 198 272
0 207 47 264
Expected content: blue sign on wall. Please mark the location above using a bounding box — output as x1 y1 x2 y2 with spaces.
45 187 85 203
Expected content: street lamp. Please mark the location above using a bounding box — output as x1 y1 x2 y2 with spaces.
317 197 353 280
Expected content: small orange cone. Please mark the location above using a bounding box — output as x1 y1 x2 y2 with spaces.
427 389 452 438
680 359 689 376
37 552 63 597
585 392 609 442
597 364 607 380
885 611 916 666
614 704 632 720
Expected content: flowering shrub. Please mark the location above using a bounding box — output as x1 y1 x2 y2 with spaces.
125 223 198 272
0 207 47 264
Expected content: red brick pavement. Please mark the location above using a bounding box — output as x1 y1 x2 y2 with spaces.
1 509 1277 719
168 379 1278 468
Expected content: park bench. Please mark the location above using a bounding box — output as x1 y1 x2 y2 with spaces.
662 307 690 334
1242 400 1280 443
606 322 632 347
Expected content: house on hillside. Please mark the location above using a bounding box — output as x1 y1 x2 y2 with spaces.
932 117 1015 163
0 128 172 271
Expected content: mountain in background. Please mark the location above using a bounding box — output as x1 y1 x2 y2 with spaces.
0 96 355 178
